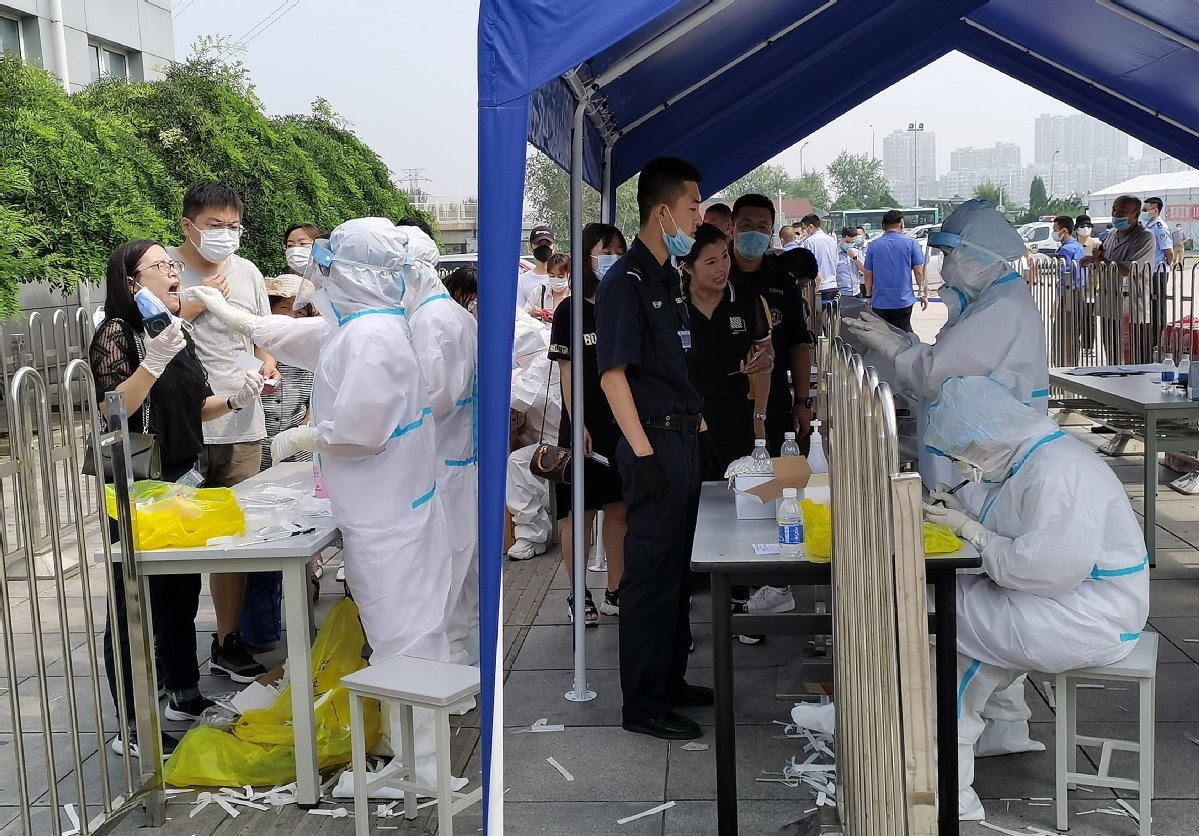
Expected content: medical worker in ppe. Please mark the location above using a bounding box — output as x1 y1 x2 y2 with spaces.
185 218 461 792
922 376 1149 820
396 224 480 669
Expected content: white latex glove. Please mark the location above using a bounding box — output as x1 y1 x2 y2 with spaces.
229 370 264 410
140 319 186 378
923 503 992 550
930 482 967 513
183 285 261 337
271 425 319 465
841 311 912 361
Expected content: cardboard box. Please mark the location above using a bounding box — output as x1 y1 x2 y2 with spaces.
732 456 814 520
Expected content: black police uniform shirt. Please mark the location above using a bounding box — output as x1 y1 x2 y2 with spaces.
595 237 703 421
728 249 816 405
685 281 771 405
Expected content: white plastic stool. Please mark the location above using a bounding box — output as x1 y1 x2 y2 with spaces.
1054 632 1157 836
342 655 482 836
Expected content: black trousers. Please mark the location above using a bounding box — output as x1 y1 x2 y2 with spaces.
616 427 701 721
873 304 914 333
764 383 811 458
702 398 754 478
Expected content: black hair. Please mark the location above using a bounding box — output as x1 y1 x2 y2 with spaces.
1114 195 1142 212
283 223 323 249
581 222 627 299
269 295 315 317
856 225 866 232
103 239 159 328
396 215 435 237
732 193 776 224
1053 215 1075 234
799 214 822 229
704 202 732 220
840 226 858 238
444 265 478 308
882 209 904 228
1144 196 1164 212
182 180 244 221
1075 215 1092 228
678 223 729 295
637 157 703 226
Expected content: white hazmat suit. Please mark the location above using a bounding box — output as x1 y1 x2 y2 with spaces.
923 376 1149 820
396 225 480 667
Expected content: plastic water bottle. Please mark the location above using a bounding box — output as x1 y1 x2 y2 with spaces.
1179 354 1191 388
1190 367 1199 401
1161 353 1176 383
780 432 802 458
778 487 804 559
751 438 771 472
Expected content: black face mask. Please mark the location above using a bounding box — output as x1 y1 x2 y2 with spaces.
532 245 552 263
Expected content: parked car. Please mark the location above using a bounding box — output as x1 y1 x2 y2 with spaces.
1020 222 1059 255
434 253 535 280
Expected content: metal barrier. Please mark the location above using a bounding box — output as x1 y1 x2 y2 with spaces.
0 362 162 834
826 337 936 835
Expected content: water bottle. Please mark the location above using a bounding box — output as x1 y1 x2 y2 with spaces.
751 438 771 473
780 432 801 458
1179 354 1191 388
1190 367 1199 401
1161 353 1176 383
778 487 804 559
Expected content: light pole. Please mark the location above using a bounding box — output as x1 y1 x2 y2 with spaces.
867 123 875 160
799 140 810 174
907 122 924 207
1051 149 1061 202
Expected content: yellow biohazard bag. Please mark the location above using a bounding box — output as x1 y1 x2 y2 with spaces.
164 599 382 787
105 480 245 550
801 500 963 561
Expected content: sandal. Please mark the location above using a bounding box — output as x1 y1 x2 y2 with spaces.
566 591 599 627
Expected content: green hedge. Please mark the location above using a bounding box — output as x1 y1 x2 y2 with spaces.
0 48 427 315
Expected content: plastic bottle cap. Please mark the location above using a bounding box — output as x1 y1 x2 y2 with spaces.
783 488 798 499
755 439 767 446
784 432 796 439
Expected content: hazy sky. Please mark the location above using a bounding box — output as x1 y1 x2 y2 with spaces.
172 1 1151 195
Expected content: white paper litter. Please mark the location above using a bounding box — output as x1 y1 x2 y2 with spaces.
1182 638 1199 643
308 807 350 818
753 543 781 555
1185 731 1199 746
212 796 240 818
62 803 80 836
789 702 836 736
235 350 265 373
230 681 280 714
617 801 676 825
546 756 574 782
680 742 709 751
511 717 564 734
1043 681 1056 709
1115 799 1140 821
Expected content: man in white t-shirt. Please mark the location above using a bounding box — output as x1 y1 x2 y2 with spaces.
173 180 274 685
517 225 555 311
799 214 841 302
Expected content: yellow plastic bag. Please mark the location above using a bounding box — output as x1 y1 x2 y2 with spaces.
801 500 964 560
164 599 381 788
105 480 245 550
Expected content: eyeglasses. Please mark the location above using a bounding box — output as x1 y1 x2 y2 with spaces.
135 259 185 276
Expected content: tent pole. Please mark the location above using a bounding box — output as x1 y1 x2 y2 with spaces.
1093 0 1199 53
600 143 615 225
566 92 597 704
593 0 737 87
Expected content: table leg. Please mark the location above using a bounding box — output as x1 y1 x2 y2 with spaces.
283 563 319 806
711 572 737 836
1144 412 1157 567
933 573 960 836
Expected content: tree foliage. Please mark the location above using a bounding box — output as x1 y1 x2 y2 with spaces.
973 181 1007 207
0 41 419 310
717 164 829 215
826 151 896 209
524 150 639 250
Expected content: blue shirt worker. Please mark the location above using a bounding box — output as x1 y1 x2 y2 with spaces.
1052 215 1090 366
836 226 864 298
1143 196 1176 350
864 209 927 332
596 157 715 741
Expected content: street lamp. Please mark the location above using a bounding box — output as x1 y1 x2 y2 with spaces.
799 140 810 174
907 122 924 207
867 123 875 160
1051 149 1061 201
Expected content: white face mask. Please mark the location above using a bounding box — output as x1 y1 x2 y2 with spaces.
548 275 569 293
595 253 620 280
188 222 240 263
285 246 312 275
953 458 983 483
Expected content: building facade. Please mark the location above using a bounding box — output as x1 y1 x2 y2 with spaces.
882 127 936 207
1034 113 1128 166
950 142 1020 173
0 0 174 93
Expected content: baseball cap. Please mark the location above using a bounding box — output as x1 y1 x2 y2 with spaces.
529 226 555 245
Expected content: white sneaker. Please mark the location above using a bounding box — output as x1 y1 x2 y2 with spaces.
507 538 547 560
746 585 795 614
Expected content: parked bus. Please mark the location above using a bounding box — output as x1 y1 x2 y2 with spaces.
827 207 941 234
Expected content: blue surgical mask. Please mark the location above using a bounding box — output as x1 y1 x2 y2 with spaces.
735 231 771 260
855 235 865 246
1140 211 1151 224
1111 216 1130 231
839 242 854 252
595 253 620 280
660 209 695 258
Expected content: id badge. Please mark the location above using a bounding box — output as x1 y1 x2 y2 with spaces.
678 329 692 350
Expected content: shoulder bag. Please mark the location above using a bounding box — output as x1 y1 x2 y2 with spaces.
82 322 163 481
527 352 571 484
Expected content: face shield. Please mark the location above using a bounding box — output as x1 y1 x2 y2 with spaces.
302 219 414 321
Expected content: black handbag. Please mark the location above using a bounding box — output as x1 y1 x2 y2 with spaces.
82 322 163 481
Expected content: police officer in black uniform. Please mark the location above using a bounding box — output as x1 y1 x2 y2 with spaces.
728 194 817 455
596 157 714 741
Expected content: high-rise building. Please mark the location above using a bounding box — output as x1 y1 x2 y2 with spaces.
0 1 174 93
882 127 936 206
950 142 1021 173
1034 113 1128 165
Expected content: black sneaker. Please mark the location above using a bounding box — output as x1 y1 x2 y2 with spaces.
164 694 216 722
599 588 620 616
210 631 268 684
111 727 179 760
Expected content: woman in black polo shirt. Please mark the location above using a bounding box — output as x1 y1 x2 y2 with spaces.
548 223 628 625
680 224 772 476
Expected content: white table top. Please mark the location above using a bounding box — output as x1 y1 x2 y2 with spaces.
1050 368 1199 414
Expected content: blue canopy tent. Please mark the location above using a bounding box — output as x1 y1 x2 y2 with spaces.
477 1 1199 831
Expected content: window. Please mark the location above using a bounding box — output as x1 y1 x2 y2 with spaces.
89 42 128 82
0 14 21 58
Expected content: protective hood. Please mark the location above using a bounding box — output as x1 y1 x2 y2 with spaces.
925 376 1060 481
932 199 1027 301
322 217 414 319
395 225 448 311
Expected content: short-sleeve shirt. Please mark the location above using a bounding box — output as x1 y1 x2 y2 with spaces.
685 282 771 404
835 249 862 297
548 298 620 457
1103 226 1155 267
595 237 702 420
1172 227 1186 246
1145 217 1174 268
864 230 925 309
1056 238 1087 291
168 248 269 444
802 229 840 292
517 269 546 311
729 251 815 408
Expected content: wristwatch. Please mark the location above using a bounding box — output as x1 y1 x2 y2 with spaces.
227 396 242 412
801 398 815 409
753 412 767 421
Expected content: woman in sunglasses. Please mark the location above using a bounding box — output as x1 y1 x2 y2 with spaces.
90 239 263 759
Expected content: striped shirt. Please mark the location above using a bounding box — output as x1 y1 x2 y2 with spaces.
260 362 314 471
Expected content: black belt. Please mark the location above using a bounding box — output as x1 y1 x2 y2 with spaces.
644 414 702 433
